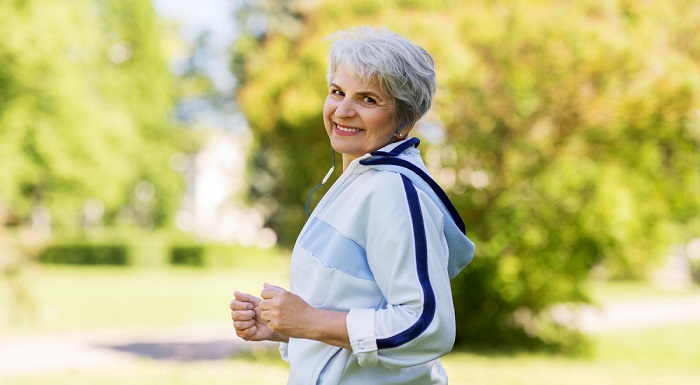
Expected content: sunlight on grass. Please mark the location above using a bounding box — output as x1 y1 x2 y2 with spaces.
591 322 700 371
586 279 699 304
3 328 698 385
0 258 290 336
443 350 700 385
0 358 290 385
440 322 700 385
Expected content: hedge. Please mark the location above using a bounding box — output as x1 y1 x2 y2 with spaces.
169 245 204 266
37 244 129 265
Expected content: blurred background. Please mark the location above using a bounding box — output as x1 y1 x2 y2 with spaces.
1 0 699 384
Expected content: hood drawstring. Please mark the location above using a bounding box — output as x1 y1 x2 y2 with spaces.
306 149 336 216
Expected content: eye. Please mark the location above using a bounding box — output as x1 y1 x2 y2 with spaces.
330 89 344 97
362 96 377 104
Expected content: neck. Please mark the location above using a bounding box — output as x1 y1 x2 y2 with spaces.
341 154 358 172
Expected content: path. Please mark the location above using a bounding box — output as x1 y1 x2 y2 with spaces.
575 294 700 332
0 323 275 377
2 295 700 377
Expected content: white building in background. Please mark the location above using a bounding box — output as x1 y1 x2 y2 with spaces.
176 131 276 248
151 1 277 247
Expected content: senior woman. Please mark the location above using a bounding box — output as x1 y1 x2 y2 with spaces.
230 27 474 385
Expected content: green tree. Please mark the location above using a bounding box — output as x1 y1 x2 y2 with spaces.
434 0 700 349
232 0 700 350
0 0 185 229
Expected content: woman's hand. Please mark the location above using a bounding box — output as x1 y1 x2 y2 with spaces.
235 283 350 349
230 290 287 342
259 282 315 338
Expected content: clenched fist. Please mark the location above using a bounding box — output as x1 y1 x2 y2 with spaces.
230 290 282 342
259 282 315 338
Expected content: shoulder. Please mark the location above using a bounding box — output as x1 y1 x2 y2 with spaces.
357 168 444 228
321 169 411 228
360 167 404 189
354 169 411 209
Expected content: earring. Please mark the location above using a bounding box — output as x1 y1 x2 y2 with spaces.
396 132 403 138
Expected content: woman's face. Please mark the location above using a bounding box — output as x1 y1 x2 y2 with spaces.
323 62 399 168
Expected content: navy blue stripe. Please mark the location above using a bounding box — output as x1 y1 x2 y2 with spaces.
359 157 466 234
369 137 420 157
376 175 436 349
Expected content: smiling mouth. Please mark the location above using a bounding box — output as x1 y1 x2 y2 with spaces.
335 123 362 133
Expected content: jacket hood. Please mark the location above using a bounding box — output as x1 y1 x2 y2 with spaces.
359 137 475 279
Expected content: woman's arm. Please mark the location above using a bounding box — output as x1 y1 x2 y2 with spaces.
260 283 351 350
342 173 458 368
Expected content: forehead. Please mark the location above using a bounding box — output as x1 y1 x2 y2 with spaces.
332 62 384 93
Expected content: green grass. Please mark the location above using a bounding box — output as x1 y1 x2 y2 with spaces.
442 346 700 385
586 279 699 304
2 323 698 385
0 359 290 385
2 262 699 384
591 322 700 371
0 257 290 336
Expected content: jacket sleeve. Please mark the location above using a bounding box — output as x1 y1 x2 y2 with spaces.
345 173 456 369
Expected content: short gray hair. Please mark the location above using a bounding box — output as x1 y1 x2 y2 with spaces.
326 27 437 131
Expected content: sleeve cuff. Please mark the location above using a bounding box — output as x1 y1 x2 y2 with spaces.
278 342 289 362
346 308 378 367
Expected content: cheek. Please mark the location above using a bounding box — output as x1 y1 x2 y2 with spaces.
322 98 334 128
374 111 398 136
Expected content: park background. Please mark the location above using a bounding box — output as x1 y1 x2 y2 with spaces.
1 0 700 384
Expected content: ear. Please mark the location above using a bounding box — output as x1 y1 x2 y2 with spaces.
397 123 416 138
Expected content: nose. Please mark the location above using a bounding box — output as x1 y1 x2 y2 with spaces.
334 97 356 119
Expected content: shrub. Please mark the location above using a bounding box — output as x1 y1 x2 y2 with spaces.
169 245 204 266
37 244 129 265
689 258 700 284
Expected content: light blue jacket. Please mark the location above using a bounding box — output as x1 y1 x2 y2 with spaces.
282 138 475 384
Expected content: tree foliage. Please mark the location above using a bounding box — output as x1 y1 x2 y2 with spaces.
0 0 185 229
232 0 700 350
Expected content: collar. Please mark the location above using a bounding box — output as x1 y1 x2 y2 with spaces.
370 137 421 157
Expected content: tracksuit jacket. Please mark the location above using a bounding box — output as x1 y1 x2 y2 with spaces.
282 138 475 384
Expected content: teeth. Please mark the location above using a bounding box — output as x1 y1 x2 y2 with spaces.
337 124 361 133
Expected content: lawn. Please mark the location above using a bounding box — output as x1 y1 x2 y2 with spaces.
3 324 699 385
0 252 290 336
586 278 700 303
1 257 699 385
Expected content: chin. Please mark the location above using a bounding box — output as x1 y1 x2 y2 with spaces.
329 139 358 156
329 141 350 154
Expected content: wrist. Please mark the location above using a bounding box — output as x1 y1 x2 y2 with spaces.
303 308 351 349
272 332 290 343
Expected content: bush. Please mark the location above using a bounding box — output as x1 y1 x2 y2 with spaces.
689 258 700 284
169 245 204 266
37 244 129 265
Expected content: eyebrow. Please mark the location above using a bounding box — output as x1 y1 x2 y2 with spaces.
329 82 384 101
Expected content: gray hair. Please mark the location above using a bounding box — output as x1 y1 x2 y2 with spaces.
326 27 437 131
